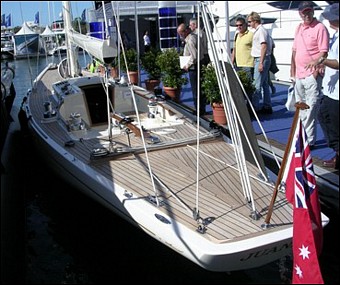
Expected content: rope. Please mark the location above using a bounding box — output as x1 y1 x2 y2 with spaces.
202 2 257 214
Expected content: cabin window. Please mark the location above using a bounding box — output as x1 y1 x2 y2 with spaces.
229 14 277 26
267 1 323 11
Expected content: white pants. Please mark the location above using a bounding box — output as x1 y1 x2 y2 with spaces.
295 74 322 145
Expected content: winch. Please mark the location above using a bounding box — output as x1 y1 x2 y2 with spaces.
69 112 85 131
43 101 56 118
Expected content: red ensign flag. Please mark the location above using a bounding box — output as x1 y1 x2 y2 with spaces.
285 119 324 284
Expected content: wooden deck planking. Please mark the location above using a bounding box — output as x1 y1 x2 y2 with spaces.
134 147 282 238
91 144 269 240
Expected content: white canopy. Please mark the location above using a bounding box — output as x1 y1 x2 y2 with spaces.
15 22 38 35
41 25 55 36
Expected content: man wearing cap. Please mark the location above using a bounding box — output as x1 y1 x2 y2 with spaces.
306 3 339 169
290 1 329 148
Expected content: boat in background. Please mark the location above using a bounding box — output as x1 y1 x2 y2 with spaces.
1 31 14 60
50 20 67 56
41 24 67 57
23 1 329 272
209 1 335 83
1 63 16 163
41 25 57 56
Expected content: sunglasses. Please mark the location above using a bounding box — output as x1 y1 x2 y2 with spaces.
299 10 313 18
236 24 244 27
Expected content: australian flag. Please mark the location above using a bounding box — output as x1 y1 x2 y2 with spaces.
285 119 324 284
5 13 11 27
34 11 39 25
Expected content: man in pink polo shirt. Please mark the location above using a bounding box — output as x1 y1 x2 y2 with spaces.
290 1 329 148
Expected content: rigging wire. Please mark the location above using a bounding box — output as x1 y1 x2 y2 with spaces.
18 2 34 90
194 3 202 221
203 2 256 213
111 2 160 206
73 1 88 67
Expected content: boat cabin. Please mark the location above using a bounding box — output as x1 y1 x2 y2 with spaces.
53 77 181 139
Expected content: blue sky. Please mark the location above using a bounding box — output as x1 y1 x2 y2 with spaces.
1 1 93 27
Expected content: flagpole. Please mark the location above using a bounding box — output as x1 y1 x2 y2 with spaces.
263 102 310 226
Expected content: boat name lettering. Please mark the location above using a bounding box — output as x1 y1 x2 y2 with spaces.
240 242 292 262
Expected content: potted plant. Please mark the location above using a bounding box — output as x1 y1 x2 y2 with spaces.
110 57 119 79
156 48 187 101
236 69 255 113
202 63 227 125
141 47 162 91
120 48 138 84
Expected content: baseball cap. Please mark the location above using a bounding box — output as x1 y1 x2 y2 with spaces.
322 3 339 21
298 1 314 13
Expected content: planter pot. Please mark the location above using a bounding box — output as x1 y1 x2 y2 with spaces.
163 86 181 102
110 67 118 79
128 71 139 85
98 65 105 76
212 102 227 125
145 79 160 92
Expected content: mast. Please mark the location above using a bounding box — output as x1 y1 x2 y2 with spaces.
62 1 78 77
224 1 231 59
65 2 117 65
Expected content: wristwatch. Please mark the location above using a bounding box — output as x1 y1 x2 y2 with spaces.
318 56 326 64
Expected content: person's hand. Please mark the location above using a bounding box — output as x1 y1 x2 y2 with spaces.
258 62 264 72
317 65 325 77
305 59 319 71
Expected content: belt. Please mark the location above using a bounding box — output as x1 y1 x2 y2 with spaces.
254 55 270 59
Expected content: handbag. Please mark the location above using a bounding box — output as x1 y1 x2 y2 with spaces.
269 36 279 74
269 53 279 74
285 83 296 111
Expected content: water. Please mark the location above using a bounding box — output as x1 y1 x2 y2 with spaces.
1 57 339 284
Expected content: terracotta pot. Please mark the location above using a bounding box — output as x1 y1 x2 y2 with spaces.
110 67 118 79
163 86 181 102
128 71 139 85
212 102 227 125
145 79 160 92
98 65 105 76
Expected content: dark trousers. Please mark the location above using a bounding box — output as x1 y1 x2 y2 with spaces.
318 96 339 152
189 64 207 115
202 54 210 66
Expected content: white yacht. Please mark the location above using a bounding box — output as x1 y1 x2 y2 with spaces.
1 31 14 60
210 1 336 82
22 1 330 273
